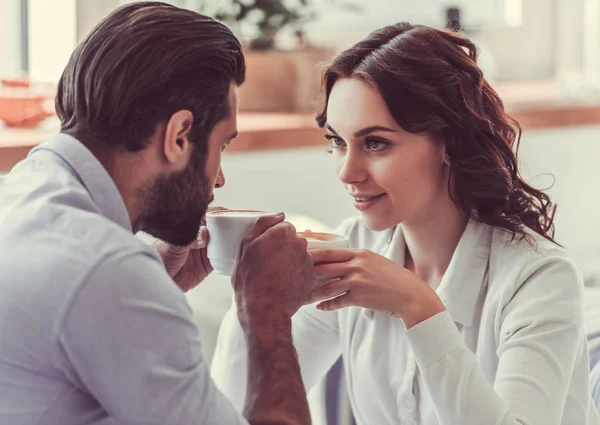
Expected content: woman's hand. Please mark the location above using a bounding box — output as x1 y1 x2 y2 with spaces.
307 249 446 328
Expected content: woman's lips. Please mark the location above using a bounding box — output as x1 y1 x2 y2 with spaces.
353 193 386 211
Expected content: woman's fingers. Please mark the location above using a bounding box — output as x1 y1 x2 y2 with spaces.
317 291 357 311
305 279 351 305
310 248 355 265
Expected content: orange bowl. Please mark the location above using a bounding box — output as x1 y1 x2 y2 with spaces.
1 78 30 89
0 84 56 128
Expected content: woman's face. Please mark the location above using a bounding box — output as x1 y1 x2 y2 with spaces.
326 78 450 231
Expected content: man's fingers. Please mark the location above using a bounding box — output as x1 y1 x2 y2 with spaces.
242 212 286 245
193 226 209 249
252 221 299 245
310 248 355 265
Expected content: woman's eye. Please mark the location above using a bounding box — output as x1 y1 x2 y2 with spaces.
365 138 388 152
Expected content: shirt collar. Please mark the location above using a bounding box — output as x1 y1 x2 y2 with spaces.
30 133 132 232
389 219 492 327
435 219 492 327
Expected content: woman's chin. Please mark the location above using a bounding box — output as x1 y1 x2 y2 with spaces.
360 214 399 232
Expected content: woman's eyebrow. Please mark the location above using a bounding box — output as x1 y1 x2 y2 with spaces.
324 123 397 138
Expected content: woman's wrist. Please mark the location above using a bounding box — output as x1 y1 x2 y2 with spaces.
399 285 446 329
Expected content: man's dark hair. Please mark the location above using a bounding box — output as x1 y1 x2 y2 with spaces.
55 1 245 152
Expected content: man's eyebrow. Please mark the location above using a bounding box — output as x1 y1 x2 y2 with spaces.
324 123 338 134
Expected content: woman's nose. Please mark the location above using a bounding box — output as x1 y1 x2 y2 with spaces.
337 150 367 185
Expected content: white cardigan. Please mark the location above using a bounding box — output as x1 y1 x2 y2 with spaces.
211 217 600 425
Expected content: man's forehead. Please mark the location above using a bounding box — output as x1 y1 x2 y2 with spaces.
224 109 238 140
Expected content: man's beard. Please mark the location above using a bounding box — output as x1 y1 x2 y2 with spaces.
138 148 213 247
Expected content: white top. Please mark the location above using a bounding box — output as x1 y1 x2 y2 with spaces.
584 287 600 406
212 217 600 425
0 134 247 425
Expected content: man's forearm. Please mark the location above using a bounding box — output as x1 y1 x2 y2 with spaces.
243 319 312 425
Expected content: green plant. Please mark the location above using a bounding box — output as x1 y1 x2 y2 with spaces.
200 0 358 50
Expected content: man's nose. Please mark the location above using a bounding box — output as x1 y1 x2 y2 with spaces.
214 166 225 189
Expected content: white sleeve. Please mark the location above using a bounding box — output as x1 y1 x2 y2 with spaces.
211 300 343 412
405 256 592 425
56 251 248 425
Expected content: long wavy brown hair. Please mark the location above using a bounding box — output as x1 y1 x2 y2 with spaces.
316 22 556 244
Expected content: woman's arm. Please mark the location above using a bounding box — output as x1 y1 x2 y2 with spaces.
405 256 591 425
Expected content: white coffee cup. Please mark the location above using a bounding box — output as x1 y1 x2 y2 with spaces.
298 232 350 288
206 209 271 275
297 231 350 250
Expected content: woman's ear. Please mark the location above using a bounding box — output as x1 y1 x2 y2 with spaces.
437 136 451 167
443 152 451 166
431 131 450 166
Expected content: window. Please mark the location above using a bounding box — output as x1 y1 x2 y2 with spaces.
0 1 27 79
0 0 76 83
28 0 76 83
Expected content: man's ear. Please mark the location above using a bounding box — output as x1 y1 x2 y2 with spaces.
163 110 193 166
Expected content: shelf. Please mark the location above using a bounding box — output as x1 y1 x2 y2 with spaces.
2 80 600 171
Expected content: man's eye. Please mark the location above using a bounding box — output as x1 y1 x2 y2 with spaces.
325 134 345 149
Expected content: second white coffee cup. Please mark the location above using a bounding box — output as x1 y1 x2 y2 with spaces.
297 231 350 250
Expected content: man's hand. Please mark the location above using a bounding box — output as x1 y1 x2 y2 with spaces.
154 206 228 292
231 212 315 425
154 226 213 292
232 213 315 330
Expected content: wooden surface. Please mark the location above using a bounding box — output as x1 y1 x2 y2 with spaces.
0 114 328 171
1 80 600 171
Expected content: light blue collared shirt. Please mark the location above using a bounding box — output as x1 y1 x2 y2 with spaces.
0 134 246 425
